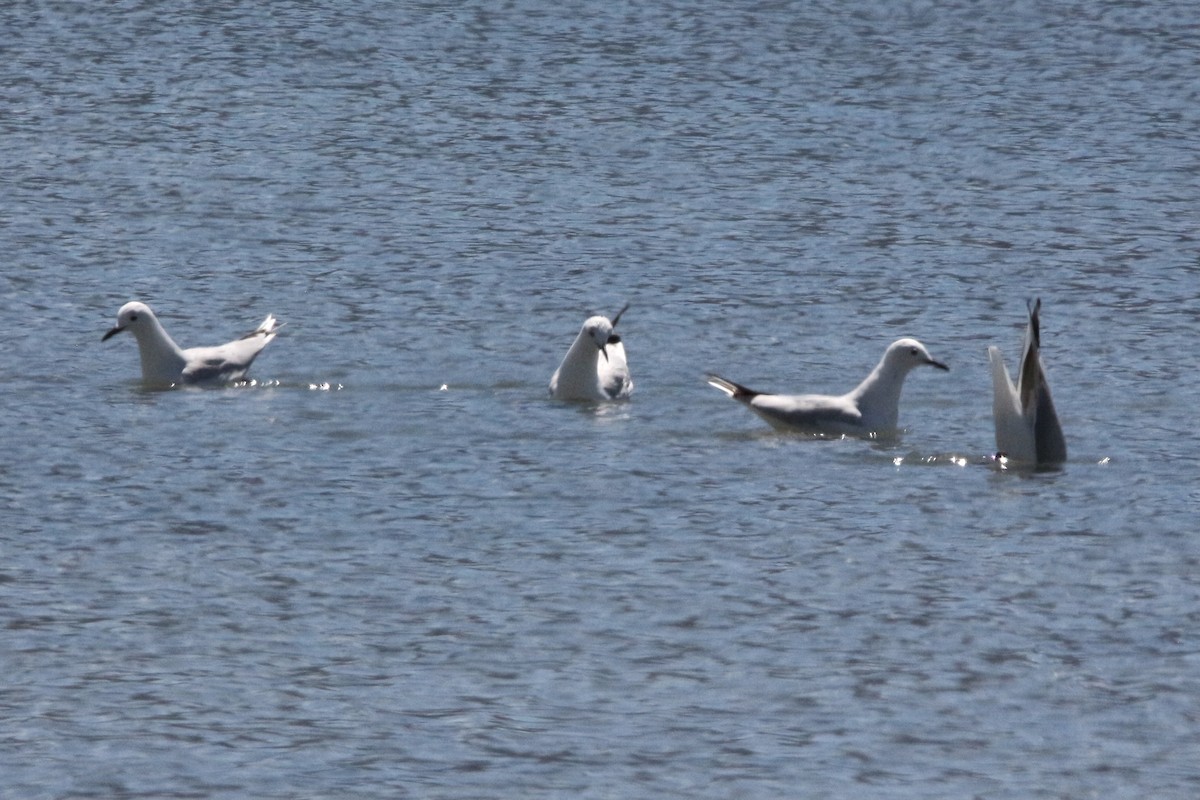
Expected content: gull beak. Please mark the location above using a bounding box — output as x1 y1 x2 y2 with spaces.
928 358 949 371
102 324 126 342
598 342 609 362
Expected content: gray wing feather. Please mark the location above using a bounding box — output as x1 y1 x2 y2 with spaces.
180 336 272 384
749 395 862 432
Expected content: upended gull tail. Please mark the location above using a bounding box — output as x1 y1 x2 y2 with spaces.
707 338 948 437
102 300 280 386
549 304 633 401
988 298 1066 465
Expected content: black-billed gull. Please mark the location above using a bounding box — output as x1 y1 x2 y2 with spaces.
549 304 633 401
102 300 280 387
988 298 1066 466
707 338 948 436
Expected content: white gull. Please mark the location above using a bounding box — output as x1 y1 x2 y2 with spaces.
102 300 280 387
988 298 1067 465
549 304 633 401
707 338 948 436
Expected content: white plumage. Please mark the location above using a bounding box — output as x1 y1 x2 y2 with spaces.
708 338 948 436
103 301 280 387
549 305 633 401
988 299 1067 465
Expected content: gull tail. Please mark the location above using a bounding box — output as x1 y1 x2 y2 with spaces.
706 374 760 403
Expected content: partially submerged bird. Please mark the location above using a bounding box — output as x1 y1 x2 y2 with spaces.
549 304 633 401
707 338 948 437
988 298 1067 466
102 300 280 387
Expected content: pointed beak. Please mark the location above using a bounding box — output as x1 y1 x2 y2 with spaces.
102 324 126 342
598 342 609 362
928 358 949 371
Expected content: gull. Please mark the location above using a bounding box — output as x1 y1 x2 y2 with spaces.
549 304 633 401
707 338 948 436
988 298 1067 465
102 300 280 386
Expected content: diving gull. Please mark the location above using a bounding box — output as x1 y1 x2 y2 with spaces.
988 298 1067 465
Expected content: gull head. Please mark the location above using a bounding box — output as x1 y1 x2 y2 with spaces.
584 303 629 362
581 315 617 360
102 301 157 342
885 338 950 372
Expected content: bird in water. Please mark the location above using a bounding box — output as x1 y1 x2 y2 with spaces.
102 300 280 387
988 298 1067 466
707 337 948 437
549 304 633 401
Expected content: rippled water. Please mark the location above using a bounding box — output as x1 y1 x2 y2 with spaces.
4 1 1200 797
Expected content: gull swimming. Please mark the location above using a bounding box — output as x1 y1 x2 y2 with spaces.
707 338 948 436
988 298 1067 465
102 300 280 386
549 304 633 401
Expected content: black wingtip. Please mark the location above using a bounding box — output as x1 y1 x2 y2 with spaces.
708 374 760 400
611 302 630 328
1027 297 1043 347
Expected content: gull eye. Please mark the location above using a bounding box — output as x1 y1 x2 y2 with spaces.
909 347 918 356
129 313 139 321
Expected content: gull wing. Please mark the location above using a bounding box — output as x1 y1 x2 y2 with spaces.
180 315 279 384
747 393 863 434
990 299 1066 465
1020 301 1067 464
599 339 633 399
989 346 1036 462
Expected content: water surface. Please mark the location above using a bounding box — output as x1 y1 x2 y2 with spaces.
3 1 1200 797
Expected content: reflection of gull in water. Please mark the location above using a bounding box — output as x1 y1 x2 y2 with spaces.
988 298 1067 466
549 304 633 401
103 301 280 387
707 338 949 437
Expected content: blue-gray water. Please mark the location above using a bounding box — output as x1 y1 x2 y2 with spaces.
4 1 1200 797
